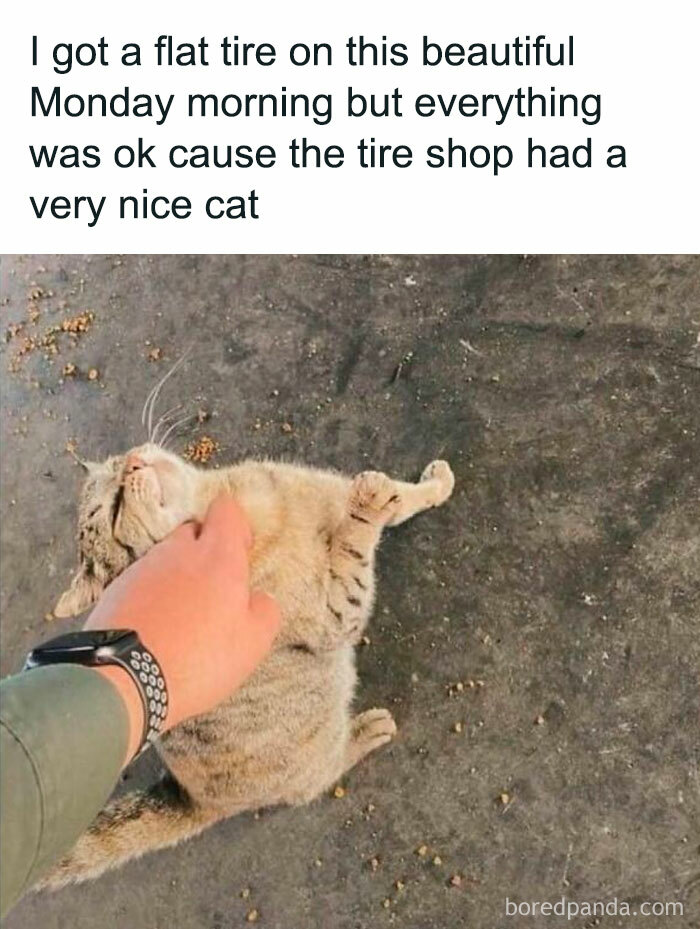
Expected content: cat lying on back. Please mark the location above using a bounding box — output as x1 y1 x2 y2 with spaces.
44 439 455 889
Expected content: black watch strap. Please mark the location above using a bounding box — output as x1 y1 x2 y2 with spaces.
112 646 168 747
24 629 168 752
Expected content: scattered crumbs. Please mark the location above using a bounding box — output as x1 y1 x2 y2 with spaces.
370 856 380 872
87 367 99 381
416 845 428 857
450 874 463 887
62 363 77 377
333 785 346 799
432 855 443 866
246 908 259 923
7 308 95 372
148 346 163 362
382 899 391 909
281 422 293 434
499 792 510 806
394 879 405 891
240 888 250 900
197 407 210 424
366 803 376 814
404 275 417 287
448 680 474 698
183 435 220 464
65 438 78 455
535 714 546 726
61 310 95 334
5 322 24 342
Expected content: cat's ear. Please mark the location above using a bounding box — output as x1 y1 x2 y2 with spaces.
54 566 103 618
66 445 102 477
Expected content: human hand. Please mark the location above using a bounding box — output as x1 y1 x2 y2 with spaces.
84 494 280 761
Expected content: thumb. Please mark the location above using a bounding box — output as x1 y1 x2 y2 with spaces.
246 591 281 654
201 493 253 558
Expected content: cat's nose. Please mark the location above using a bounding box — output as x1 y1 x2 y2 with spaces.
124 452 146 475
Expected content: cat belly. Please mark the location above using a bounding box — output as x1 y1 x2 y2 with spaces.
158 645 357 810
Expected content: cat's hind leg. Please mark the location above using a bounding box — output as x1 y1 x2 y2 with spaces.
322 471 402 646
322 463 453 647
343 708 397 771
386 459 455 526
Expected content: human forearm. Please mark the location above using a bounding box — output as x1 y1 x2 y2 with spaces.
0 666 129 917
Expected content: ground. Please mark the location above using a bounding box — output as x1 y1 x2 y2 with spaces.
1 254 699 929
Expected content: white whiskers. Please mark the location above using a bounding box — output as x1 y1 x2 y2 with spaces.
141 349 192 444
141 349 191 443
158 412 198 449
151 404 184 446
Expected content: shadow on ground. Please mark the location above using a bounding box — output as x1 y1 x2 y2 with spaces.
1 255 699 928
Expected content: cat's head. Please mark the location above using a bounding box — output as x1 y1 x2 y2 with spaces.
54 443 199 617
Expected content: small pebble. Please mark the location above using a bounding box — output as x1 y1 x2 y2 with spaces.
333 785 346 799
246 909 259 923
416 845 428 857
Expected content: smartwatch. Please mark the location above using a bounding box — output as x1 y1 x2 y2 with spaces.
24 629 168 750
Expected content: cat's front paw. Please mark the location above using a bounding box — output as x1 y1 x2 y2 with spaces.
420 459 455 507
349 471 401 526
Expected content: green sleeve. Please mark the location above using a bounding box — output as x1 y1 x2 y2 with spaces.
0 665 129 918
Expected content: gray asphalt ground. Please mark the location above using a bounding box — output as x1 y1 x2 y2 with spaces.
1 254 699 929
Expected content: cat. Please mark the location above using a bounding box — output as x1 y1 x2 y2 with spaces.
43 434 454 889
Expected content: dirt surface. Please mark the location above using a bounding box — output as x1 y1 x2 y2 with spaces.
1 254 699 929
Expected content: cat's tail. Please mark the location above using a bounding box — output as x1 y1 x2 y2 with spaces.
37 775 219 891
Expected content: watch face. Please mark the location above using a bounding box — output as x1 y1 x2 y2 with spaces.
28 629 135 660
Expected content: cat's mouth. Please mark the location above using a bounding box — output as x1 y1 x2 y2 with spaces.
122 462 165 508
113 461 167 552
